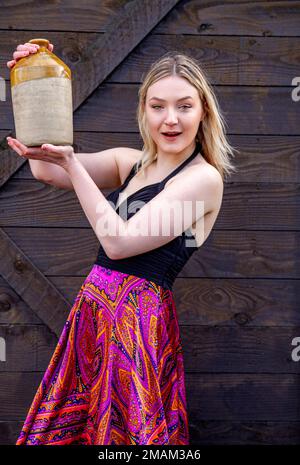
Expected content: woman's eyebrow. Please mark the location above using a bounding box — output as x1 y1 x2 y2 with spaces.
149 96 194 102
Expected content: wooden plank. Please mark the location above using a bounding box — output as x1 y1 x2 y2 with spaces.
0 132 24 188
172 278 300 327
3 33 300 86
1 1 300 36
0 421 24 445
4 85 298 134
0 324 57 371
155 0 300 37
1 180 300 230
188 419 300 445
1 419 300 445
0 229 72 337
1 228 98 276
185 373 300 421
180 326 300 373
185 230 300 279
103 34 300 86
51 276 300 327
1 228 299 279
1 323 299 373
1 372 43 420
71 84 300 135
0 0 126 31
0 0 127 32
1 372 299 421
2 273 299 327
0 276 44 324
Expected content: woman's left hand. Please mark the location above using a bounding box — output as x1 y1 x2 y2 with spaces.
7 136 76 171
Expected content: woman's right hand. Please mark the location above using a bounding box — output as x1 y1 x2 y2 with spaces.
6 42 54 69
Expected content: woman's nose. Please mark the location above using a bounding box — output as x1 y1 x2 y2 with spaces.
164 109 178 123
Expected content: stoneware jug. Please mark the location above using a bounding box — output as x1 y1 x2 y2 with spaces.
10 38 73 147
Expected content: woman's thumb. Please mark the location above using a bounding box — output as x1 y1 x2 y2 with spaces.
41 144 71 152
41 144 53 150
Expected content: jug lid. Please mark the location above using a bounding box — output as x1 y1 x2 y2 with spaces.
29 38 50 49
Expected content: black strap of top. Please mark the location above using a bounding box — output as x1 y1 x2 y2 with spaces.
122 141 202 190
158 141 202 188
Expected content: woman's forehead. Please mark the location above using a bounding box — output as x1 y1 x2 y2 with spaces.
149 75 196 91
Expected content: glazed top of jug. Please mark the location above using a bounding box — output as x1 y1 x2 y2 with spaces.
10 38 71 87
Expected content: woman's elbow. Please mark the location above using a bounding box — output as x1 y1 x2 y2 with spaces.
101 239 123 260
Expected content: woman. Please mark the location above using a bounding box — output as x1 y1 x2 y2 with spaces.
7 43 237 445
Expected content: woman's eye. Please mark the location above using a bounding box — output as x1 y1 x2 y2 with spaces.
151 105 191 110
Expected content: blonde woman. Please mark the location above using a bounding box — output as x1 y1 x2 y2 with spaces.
7 44 237 446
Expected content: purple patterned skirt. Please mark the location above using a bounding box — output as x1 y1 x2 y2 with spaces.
16 264 189 445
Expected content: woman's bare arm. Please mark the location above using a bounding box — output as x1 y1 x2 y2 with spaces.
36 147 140 190
7 137 140 191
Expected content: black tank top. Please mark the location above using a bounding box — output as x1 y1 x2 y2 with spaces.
94 142 202 290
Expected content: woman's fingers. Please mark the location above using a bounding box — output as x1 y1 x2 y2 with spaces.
7 137 26 156
6 60 16 69
7 138 73 170
6 137 37 157
13 43 39 61
7 137 53 158
8 42 53 69
7 51 25 68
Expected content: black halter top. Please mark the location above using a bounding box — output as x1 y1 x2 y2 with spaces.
94 141 202 290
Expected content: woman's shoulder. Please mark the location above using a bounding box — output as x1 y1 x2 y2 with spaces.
165 153 223 190
202 161 223 186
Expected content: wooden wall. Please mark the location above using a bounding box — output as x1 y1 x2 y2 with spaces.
0 0 300 445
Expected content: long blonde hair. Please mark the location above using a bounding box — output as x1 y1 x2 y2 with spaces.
135 51 238 181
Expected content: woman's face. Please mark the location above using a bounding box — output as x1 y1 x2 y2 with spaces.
145 75 205 154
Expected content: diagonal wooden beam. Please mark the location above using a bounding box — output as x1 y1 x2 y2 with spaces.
0 132 23 187
0 228 72 337
72 0 181 108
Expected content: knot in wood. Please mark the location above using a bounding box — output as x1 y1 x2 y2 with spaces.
14 258 26 273
0 295 11 312
233 312 251 326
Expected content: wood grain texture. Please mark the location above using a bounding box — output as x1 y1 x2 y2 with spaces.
2 274 299 328
1 323 298 373
0 0 128 32
1 179 300 229
2 33 300 85
1 372 299 421
0 0 299 446
0 227 298 279
9 133 300 183
0 229 72 337
1 418 299 445
2 84 300 134
50 276 300 327
1 0 299 36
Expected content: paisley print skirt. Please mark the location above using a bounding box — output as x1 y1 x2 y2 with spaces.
15 264 189 445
